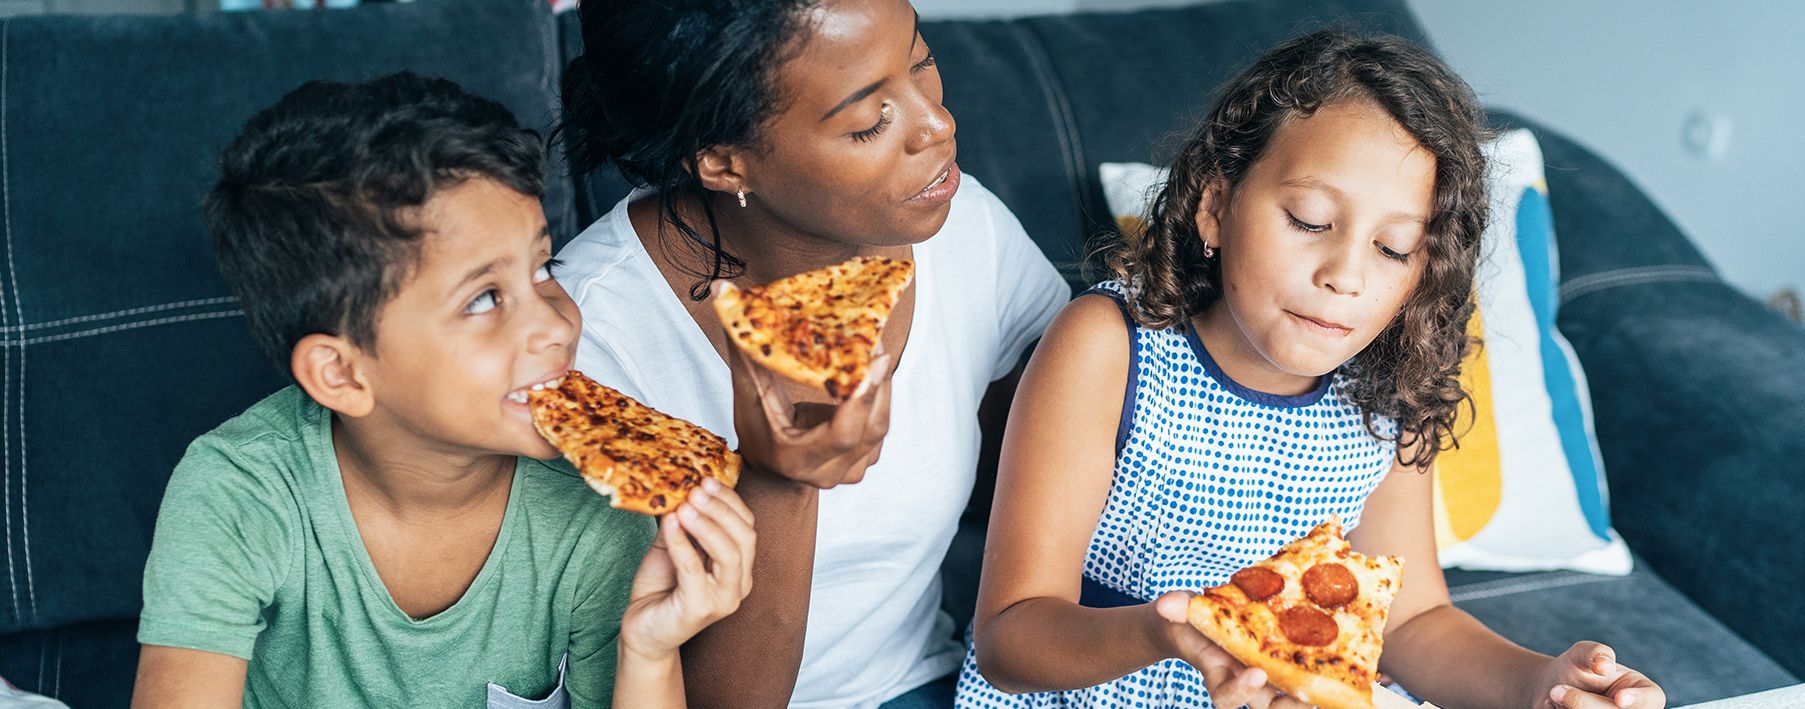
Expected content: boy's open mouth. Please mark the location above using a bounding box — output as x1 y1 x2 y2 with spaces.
506 373 567 404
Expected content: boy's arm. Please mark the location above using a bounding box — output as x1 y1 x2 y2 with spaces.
132 646 248 709
612 643 684 709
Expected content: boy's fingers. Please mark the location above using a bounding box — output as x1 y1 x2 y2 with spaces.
677 504 742 575
703 479 756 528
1552 684 1621 709
663 512 708 589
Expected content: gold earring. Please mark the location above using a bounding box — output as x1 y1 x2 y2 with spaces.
736 189 748 208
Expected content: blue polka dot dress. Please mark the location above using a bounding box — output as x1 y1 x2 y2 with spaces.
954 281 1399 709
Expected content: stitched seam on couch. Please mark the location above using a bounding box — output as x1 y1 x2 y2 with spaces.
0 296 238 334
1447 572 1616 603
0 309 244 347
0 17 19 627
1009 23 1090 249
1558 265 1719 305
0 17 32 623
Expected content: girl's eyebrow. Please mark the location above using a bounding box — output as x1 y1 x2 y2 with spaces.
1279 176 1426 225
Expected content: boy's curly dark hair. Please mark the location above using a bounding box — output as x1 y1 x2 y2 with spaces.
205 72 544 376
1105 30 1490 467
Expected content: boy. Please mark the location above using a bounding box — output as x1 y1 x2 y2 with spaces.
131 72 754 708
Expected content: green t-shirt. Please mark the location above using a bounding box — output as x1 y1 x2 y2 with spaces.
138 387 655 708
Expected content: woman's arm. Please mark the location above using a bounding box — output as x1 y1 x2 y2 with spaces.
1353 453 1663 709
679 338 893 708
132 646 248 709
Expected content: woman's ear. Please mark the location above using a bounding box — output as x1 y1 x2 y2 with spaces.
694 146 750 198
1193 180 1227 251
290 333 375 418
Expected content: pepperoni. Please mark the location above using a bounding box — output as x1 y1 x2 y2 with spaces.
1302 563 1359 608
1278 606 1339 646
1231 567 1285 601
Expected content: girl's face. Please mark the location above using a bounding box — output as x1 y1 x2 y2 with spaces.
734 0 958 247
1197 98 1435 395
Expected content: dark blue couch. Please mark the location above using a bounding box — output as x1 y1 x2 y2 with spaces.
1 0 1799 705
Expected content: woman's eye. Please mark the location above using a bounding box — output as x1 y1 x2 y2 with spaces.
534 258 563 284
1287 213 1330 233
1378 243 1412 263
465 289 499 315
851 102 895 143
911 49 937 73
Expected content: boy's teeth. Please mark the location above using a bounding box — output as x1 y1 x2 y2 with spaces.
507 391 529 404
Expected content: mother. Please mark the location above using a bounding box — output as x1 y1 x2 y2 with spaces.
555 0 1069 707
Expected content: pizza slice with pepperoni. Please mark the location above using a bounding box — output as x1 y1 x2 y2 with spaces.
1187 518 1404 709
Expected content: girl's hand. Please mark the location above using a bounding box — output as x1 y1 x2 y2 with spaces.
723 304 893 489
1153 591 1313 709
618 479 757 660
1537 642 1665 709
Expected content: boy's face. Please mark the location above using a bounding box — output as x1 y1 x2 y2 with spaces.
358 177 576 461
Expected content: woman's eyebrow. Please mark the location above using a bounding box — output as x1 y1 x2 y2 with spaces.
822 79 887 122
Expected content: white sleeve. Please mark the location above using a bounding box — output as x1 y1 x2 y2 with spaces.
984 189 1072 381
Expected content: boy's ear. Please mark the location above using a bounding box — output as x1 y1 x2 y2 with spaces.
693 145 749 198
290 334 375 418
1193 180 1227 250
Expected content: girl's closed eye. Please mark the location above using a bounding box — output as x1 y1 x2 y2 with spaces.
851 102 894 143
1376 242 1412 263
1286 211 1330 234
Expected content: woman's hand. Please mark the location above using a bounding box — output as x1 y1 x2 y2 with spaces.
1535 642 1665 709
724 307 893 489
618 479 758 661
1152 591 1313 709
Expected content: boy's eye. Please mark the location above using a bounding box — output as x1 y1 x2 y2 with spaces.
851 102 895 143
1286 213 1330 233
534 258 563 284
465 289 499 315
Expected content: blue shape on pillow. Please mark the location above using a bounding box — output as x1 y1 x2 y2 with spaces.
1515 185 1611 540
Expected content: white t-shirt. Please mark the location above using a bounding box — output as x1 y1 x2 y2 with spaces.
555 174 1070 708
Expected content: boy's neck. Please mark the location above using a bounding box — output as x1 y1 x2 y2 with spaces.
330 415 515 517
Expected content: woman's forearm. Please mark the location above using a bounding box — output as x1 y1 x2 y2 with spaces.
679 470 820 708
974 598 1169 694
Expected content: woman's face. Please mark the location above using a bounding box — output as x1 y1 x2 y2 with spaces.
736 0 958 248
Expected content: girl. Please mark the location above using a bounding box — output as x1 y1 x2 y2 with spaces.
555 1 1070 707
956 31 1665 709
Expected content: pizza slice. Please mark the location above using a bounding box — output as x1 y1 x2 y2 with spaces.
527 370 740 516
1187 518 1405 709
713 256 913 401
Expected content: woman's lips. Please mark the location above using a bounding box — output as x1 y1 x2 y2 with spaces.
907 161 960 206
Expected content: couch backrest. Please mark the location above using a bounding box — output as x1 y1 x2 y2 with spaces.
0 0 566 634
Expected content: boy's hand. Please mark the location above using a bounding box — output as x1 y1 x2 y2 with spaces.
618 479 757 660
724 315 893 489
1153 591 1312 709
1538 642 1665 709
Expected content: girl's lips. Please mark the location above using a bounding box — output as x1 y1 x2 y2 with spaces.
1288 310 1352 335
907 161 960 206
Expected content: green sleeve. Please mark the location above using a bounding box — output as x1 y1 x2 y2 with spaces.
137 437 300 661
564 510 656 709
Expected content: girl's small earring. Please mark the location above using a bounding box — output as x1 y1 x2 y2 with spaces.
736 189 748 208
1203 242 1217 259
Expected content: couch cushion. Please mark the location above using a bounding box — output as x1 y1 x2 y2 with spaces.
1445 564 1797 705
0 0 563 634
0 618 136 708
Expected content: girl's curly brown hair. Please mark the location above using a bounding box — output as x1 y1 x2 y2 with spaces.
1105 29 1490 468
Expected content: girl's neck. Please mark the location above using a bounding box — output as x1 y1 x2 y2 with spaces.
1193 300 1324 397
331 415 514 518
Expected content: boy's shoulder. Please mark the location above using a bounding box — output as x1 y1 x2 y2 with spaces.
167 386 325 514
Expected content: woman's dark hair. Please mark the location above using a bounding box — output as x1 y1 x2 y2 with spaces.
1105 30 1491 467
206 72 544 375
557 0 819 299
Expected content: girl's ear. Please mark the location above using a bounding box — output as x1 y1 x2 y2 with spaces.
291 333 375 418
1193 180 1228 251
694 146 750 200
